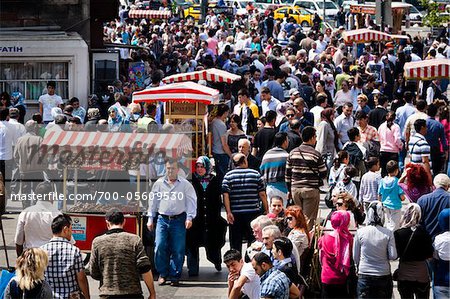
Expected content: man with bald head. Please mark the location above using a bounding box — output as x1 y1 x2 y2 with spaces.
228 138 260 171
222 153 268 253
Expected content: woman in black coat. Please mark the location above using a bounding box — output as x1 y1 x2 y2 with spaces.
186 156 227 277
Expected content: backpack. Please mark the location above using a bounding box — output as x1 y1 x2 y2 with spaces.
343 143 364 168
363 140 381 158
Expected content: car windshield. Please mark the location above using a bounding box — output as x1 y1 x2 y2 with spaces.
317 2 338 9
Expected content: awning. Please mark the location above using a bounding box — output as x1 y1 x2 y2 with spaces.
42 130 192 158
128 9 172 19
162 68 242 84
404 59 450 80
342 29 407 43
132 81 220 104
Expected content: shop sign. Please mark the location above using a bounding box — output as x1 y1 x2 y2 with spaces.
0 46 23 53
171 102 197 115
72 216 87 241
350 5 376 14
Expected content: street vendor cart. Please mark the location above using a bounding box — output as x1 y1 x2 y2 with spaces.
403 58 450 81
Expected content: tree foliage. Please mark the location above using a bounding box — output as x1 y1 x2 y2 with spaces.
420 0 450 27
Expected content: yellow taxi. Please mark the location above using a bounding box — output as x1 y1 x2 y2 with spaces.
273 6 314 27
183 4 233 21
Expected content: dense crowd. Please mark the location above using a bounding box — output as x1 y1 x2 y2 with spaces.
1 1 450 299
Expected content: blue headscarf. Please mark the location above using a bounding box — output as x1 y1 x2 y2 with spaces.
194 156 212 190
108 106 123 132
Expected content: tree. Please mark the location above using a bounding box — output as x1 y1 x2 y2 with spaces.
420 0 450 27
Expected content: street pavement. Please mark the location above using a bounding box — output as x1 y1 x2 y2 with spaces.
1 195 404 298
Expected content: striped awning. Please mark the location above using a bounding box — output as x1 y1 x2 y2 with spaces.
404 59 450 80
162 68 242 84
128 9 172 19
342 29 407 43
42 130 192 158
132 81 220 104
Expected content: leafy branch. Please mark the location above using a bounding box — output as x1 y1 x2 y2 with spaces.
420 0 450 27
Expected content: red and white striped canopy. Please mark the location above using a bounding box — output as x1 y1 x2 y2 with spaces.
343 29 406 43
42 130 192 158
162 68 242 84
404 59 450 80
128 9 172 19
132 81 220 104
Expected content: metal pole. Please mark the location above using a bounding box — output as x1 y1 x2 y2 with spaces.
323 0 326 31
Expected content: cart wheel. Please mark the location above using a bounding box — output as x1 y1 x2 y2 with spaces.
301 21 310 27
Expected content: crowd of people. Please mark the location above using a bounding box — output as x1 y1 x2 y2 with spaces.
1 1 450 298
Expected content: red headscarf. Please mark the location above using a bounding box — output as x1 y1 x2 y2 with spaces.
330 211 353 276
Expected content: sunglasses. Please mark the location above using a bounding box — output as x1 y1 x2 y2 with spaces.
286 114 295 118
286 216 293 221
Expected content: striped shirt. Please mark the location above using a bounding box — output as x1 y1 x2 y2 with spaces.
408 133 431 169
222 168 265 213
359 171 381 203
260 147 289 193
285 144 327 189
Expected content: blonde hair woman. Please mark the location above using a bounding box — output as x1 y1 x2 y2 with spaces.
4 248 53 298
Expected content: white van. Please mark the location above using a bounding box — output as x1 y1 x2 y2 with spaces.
291 0 339 20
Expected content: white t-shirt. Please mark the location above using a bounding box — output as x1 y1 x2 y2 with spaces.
241 262 261 299
39 93 63 122
366 61 384 83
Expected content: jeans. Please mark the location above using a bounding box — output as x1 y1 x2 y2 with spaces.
212 153 229 186
398 280 430 299
357 274 393 299
154 213 186 281
399 146 407 172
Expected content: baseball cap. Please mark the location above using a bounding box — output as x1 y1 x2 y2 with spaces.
289 88 300 96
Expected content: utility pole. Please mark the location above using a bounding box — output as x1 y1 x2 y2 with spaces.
323 0 326 29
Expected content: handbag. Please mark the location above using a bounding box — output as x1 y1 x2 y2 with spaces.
298 150 324 187
393 228 416 281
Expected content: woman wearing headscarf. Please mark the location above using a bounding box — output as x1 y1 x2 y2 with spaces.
85 108 101 132
186 156 227 277
393 203 433 299
319 210 354 298
316 108 339 170
353 201 397 299
107 106 124 132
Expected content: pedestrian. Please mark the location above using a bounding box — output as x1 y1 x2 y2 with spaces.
260 132 289 203
286 126 327 230
272 237 302 286
261 225 282 259
186 156 227 276
222 153 268 253
316 108 339 170
318 210 354 299
211 103 232 185
225 114 247 154
417 174 450 239
425 103 448 175
251 252 299 299
90 211 156 298
252 110 277 160
228 138 261 172
432 208 450 299
3 248 53 299
224 249 260 299
246 215 273 261
147 158 197 286
408 119 432 177
353 201 397 299
41 214 90 299
378 160 406 231
393 203 433 299
14 182 61 256
398 163 433 203
332 165 359 201
38 81 63 124
285 205 309 273
378 111 403 177
334 102 355 149
359 157 381 212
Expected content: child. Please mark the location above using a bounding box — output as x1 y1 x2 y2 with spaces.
328 151 349 188
359 157 382 213
378 160 406 231
332 165 359 204
343 127 367 177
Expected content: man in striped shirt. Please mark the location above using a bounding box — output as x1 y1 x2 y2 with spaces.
260 132 289 205
285 127 327 230
223 153 268 253
408 119 432 177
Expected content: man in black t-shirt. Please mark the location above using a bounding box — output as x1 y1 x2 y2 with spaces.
252 110 277 160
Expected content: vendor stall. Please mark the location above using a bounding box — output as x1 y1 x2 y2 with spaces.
403 58 450 80
128 9 172 20
162 68 241 84
132 81 219 158
342 28 408 44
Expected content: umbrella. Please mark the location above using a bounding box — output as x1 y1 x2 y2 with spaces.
343 29 407 43
132 81 220 104
162 68 241 84
128 9 172 19
404 58 450 80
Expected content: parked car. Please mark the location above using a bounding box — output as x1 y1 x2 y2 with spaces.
183 3 235 21
273 6 315 27
291 0 339 20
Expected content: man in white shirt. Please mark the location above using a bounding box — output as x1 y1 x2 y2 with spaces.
14 181 61 256
8 108 26 142
260 87 281 116
0 109 14 205
224 249 260 299
366 53 385 84
39 81 63 124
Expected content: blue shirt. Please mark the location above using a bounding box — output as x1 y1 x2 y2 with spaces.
418 188 450 238
395 103 415 138
260 267 290 299
149 176 197 221
266 81 285 102
378 176 404 210
426 117 448 150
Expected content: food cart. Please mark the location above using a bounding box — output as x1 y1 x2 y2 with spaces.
132 81 222 159
128 9 172 21
41 129 192 250
403 58 450 81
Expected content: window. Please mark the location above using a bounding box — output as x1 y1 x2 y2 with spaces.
0 62 69 101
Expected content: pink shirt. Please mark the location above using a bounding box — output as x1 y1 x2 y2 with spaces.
207 37 218 55
378 122 403 153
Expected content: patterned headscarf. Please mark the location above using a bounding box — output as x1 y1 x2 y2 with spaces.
330 211 353 276
195 156 212 191
400 203 422 229
367 201 385 226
